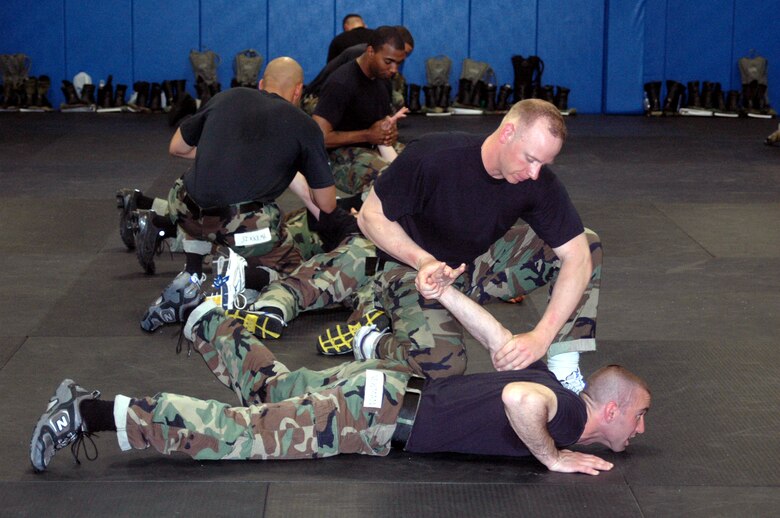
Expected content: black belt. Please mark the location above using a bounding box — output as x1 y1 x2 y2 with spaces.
183 194 267 219
391 376 425 449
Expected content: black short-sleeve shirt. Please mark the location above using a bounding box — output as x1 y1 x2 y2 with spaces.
405 363 587 457
313 61 392 148
180 88 333 207
373 132 584 267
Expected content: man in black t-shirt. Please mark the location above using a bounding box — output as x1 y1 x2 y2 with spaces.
355 99 602 392
303 26 415 115
313 26 408 195
140 57 338 332
327 14 373 63
31 275 650 475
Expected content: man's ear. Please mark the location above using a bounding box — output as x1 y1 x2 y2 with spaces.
258 79 265 91
498 122 515 144
604 401 619 423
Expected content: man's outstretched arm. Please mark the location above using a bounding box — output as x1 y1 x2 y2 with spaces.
502 382 613 475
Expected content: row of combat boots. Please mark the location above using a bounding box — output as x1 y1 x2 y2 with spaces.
405 81 570 115
1 75 53 111
644 80 775 117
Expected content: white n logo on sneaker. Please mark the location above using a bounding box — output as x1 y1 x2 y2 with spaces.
52 412 70 432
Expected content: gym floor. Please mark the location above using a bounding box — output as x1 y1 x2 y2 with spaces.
0 111 778 517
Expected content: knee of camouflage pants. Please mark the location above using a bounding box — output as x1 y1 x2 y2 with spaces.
374 263 468 379
329 147 390 195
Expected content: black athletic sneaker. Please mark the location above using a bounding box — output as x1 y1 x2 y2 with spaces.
226 309 286 339
316 309 390 355
135 209 163 275
30 379 101 472
118 188 141 250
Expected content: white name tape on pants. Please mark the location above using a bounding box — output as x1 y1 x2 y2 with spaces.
234 227 271 247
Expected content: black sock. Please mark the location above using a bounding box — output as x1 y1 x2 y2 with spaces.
136 194 155 210
185 252 203 275
245 266 271 290
151 214 177 237
256 305 284 318
80 399 116 432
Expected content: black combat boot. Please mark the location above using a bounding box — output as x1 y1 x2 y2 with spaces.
161 80 176 107
422 85 436 110
60 80 83 106
662 80 685 114
555 86 570 111
114 84 127 107
541 84 555 104
80 83 96 105
436 84 451 109
484 83 497 111
36 75 52 109
407 84 422 113
456 78 472 105
643 81 662 113
133 81 150 109
495 84 513 111
148 82 163 112
686 81 701 108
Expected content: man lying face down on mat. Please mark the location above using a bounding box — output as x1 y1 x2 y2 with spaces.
31 262 649 476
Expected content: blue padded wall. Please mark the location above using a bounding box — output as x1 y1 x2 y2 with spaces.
732 0 779 100
336 0 403 33
538 0 605 114
268 0 333 83
133 0 199 91
470 0 537 89
201 0 269 89
402 0 470 91
65 1 133 92
604 0 645 113
0 0 66 107
665 0 734 86
2 0 780 113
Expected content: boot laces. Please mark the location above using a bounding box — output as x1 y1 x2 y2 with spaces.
70 431 99 465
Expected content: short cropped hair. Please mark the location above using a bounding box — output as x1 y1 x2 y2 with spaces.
583 365 651 408
368 26 405 53
503 98 567 142
394 26 415 50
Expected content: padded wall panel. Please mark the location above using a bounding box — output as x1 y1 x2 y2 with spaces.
133 0 199 84
335 0 402 33
201 0 269 90
470 0 537 88
642 0 667 83
0 0 66 107
538 0 605 113
665 0 733 86
65 1 133 89
604 0 645 113
268 0 333 82
401 0 470 88
732 0 780 97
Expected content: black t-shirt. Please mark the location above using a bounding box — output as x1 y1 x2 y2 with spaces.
313 61 393 148
373 132 584 267
327 27 374 62
305 44 367 98
180 88 333 207
405 363 587 457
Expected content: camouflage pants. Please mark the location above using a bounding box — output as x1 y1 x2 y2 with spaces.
123 309 414 460
167 178 303 275
372 225 602 379
258 235 377 321
329 147 392 195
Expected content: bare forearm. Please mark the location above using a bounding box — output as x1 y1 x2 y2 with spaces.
323 129 372 148
502 384 560 468
534 235 591 344
357 190 434 269
438 288 512 354
288 172 320 217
